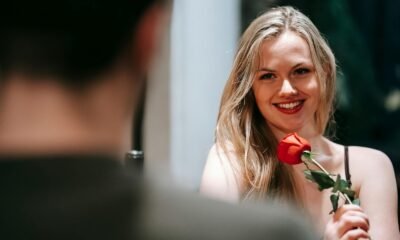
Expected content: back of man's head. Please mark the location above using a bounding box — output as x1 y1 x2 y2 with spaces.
0 0 160 86
0 0 167 155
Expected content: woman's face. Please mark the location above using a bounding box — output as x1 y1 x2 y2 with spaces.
252 31 320 138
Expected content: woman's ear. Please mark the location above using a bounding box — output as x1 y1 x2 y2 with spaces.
132 3 169 74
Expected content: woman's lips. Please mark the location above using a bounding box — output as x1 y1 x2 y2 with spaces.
273 100 305 114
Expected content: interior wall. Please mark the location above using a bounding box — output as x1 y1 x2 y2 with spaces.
145 0 240 190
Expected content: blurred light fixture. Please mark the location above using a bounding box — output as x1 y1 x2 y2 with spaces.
385 89 400 112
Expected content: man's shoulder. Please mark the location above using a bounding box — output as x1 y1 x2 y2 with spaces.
139 177 317 240
0 156 317 240
0 155 140 240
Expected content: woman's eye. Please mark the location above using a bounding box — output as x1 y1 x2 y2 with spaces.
259 73 275 80
294 68 310 75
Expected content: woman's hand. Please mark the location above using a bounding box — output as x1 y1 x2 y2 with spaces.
324 204 370 240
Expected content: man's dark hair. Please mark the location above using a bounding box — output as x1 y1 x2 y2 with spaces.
0 0 158 86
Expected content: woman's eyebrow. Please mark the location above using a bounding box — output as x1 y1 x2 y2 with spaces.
290 62 313 70
292 63 303 69
257 62 313 72
257 67 275 72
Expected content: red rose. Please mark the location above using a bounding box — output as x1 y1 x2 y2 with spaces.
277 133 311 165
277 133 358 212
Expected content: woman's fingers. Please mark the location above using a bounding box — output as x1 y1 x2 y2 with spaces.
334 204 365 220
341 228 370 240
327 205 370 239
337 214 370 235
345 210 370 227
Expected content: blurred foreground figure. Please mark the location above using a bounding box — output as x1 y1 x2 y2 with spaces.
0 1 316 239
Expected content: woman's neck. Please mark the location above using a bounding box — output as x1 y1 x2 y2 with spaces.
269 122 321 142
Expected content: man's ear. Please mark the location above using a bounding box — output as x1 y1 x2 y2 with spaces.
133 3 168 74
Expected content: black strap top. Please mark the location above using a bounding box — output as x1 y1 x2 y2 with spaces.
344 146 352 186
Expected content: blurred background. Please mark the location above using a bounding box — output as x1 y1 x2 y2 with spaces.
137 0 400 192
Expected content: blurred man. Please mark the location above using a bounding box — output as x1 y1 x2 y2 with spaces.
0 0 316 239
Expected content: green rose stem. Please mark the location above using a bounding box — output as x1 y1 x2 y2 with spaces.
301 150 353 205
299 148 369 238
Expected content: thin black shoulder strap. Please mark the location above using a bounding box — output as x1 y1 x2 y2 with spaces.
344 146 352 187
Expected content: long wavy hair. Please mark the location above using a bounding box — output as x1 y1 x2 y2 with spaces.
215 6 336 202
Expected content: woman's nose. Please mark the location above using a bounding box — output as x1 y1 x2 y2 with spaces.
278 79 298 97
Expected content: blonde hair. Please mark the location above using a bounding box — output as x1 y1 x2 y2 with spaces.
215 6 336 202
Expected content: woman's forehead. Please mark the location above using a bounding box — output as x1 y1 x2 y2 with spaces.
255 32 313 69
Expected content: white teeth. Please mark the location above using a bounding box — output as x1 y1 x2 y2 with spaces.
277 101 302 109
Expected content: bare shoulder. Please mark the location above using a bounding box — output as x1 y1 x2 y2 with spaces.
199 143 244 202
347 146 395 190
204 143 241 174
348 146 393 170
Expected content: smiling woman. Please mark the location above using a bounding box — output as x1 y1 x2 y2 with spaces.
252 31 320 136
200 6 399 240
